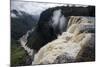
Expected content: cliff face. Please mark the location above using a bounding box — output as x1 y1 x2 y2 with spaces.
32 16 95 65
26 6 95 51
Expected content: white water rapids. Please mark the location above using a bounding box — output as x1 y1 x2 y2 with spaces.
19 28 34 56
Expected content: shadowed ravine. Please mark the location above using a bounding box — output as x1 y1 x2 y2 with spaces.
19 28 34 56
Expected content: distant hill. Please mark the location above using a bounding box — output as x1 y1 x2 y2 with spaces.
11 9 39 40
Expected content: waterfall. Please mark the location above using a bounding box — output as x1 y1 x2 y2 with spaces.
32 16 95 64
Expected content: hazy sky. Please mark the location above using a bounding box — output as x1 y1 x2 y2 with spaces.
11 0 89 16
11 1 66 15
